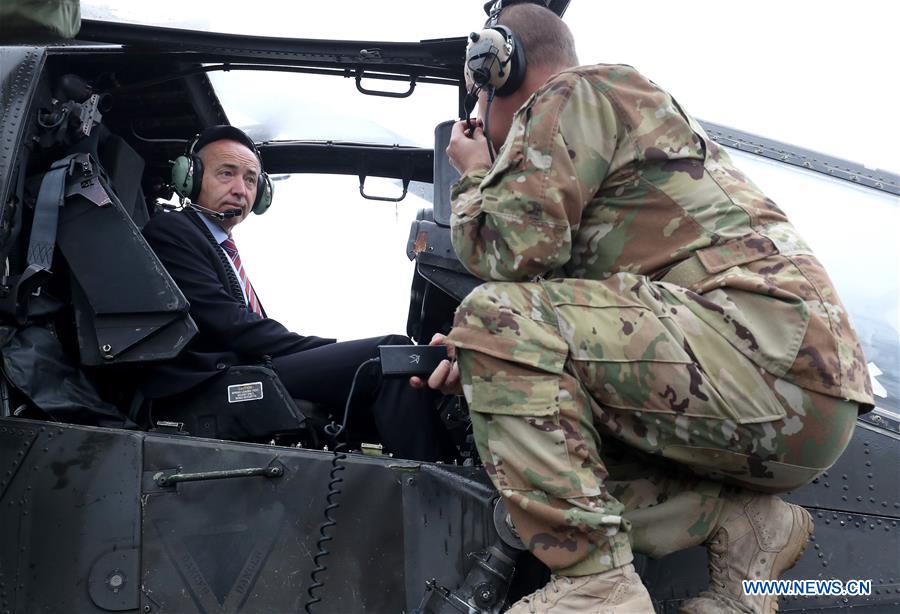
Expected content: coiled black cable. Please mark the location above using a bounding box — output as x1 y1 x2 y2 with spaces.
304 357 379 613
304 442 347 613
190 210 246 304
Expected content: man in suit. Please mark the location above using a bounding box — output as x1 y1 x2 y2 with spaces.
142 125 447 461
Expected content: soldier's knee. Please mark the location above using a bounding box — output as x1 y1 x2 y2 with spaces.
451 282 569 374
454 284 506 333
459 282 512 315
457 281 545 319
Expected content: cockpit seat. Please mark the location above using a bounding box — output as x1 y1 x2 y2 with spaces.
97 131 150 229
1 114 318 443
148 364 317 442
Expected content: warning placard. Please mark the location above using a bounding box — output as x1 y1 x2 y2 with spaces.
227 382 264 403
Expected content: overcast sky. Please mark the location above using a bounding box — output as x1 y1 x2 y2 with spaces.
84 0 899 171
83 1 900 348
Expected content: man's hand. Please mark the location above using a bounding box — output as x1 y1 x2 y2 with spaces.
447 119 492 175
409 333 463 396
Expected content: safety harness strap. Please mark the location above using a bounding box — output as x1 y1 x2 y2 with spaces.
27 154 77 271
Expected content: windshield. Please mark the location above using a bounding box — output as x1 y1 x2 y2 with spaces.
209 71 454 148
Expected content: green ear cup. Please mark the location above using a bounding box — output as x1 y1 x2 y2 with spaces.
253 174 274 215
171 155 194 198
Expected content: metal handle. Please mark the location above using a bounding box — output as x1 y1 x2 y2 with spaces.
355 71 417 98
358 175 410 202
154 463 284 487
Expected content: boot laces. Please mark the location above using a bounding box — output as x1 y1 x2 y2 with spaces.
520 575 574 612
704 528 778 613
706 531 729 590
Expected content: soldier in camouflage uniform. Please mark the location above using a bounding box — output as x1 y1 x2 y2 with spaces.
421 4 874 613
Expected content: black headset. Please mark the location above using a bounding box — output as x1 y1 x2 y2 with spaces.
171 125 273 215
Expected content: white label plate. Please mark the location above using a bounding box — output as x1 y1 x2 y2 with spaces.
228 382 264 403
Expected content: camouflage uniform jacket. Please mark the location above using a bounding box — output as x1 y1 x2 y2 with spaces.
450 64 873 406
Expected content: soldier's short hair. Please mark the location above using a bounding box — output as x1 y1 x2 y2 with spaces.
498 4 579 70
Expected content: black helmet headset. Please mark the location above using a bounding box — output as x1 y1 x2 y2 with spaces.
171 125 273 216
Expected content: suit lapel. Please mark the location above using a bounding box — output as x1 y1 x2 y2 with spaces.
185 211 245 305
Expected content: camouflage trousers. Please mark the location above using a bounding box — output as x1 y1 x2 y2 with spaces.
448 275 858 576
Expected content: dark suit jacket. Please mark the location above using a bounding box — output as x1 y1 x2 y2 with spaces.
141 210 334 398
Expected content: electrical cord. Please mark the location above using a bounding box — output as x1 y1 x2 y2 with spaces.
323 357 379 440
304 356 380 613
483 85 497 163
192 212 246 305
464 83 497 164
304 442 347 614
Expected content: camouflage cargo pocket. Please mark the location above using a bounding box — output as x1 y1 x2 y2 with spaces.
545 276 787 423
545 277 731 419
668 302 788 424
678 283 809 380
470 375 587 498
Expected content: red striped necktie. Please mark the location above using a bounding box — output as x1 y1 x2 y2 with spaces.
220 236 263 316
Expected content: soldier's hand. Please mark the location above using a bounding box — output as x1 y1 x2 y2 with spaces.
447 120 492 175
463 117 484 137
409 333 463 396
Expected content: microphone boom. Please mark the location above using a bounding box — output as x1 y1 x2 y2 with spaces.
188 203 242 220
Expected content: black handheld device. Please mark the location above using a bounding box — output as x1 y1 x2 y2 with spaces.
378 345 449 377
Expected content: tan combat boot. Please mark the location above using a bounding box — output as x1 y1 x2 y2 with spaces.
506 563 654 613
679 492 813 614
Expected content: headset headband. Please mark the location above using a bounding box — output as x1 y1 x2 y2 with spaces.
191 125 263 165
